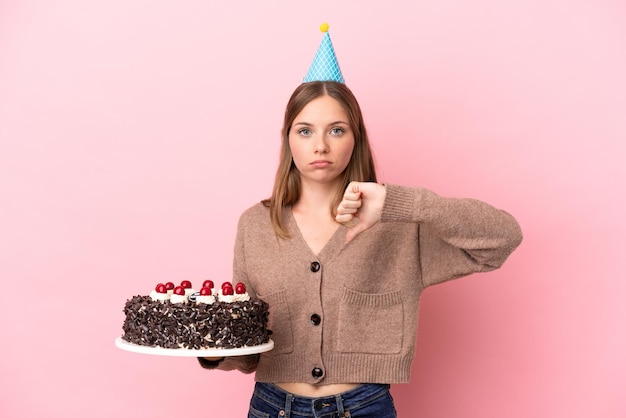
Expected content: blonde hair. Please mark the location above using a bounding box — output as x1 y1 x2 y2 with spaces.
263 81 377 238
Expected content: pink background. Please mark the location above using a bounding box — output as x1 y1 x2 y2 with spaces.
1 1 624 417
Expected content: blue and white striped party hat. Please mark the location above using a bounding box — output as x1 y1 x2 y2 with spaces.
303 23 345 83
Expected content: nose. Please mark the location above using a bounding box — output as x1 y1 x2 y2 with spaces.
314 135 329 153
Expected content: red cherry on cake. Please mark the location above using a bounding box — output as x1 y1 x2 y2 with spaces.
221 281 233 290
222 285 234 296
200 287 212 296
235 282 246 294
165 282 175 291
180 280 192 289
173 286 186 296
202 280 214 289
155 283 167 293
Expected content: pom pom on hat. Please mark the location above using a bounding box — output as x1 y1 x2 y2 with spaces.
303 23 345 84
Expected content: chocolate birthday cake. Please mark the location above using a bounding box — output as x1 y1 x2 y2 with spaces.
121 280 270 349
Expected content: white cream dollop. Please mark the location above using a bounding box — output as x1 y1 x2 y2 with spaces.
218 290 250 303
170 293 188 304
149 290 170 302
196 294 216 305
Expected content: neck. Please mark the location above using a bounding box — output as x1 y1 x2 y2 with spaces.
294 179 339 216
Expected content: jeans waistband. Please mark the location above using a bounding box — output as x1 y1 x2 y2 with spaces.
252 382 391 416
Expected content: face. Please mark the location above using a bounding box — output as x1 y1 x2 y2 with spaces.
288 95 355 188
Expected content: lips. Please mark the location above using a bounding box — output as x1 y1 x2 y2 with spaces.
310 160 331 168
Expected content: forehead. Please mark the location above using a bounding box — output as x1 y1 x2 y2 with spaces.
293 95 348 124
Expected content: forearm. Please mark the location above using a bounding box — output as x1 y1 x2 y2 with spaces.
382 184 523 269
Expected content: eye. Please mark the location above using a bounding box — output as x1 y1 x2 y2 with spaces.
298 128 312 136
329 127 344 136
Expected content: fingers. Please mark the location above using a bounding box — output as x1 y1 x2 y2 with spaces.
336 196 361 214
347 181 361 195
335 200 360 223
343 183 362 202
335 212 354 223
335 186 363 223
336 181 385 242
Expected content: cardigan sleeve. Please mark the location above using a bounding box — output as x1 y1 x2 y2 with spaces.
381 184 523 287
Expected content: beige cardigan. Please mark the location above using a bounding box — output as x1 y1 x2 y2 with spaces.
199 184 522 384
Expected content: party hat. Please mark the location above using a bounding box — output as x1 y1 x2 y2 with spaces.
303 23 345 83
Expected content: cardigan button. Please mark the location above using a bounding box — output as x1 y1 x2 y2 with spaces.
312 367 324 378
310 314 321 326
310 261 320 272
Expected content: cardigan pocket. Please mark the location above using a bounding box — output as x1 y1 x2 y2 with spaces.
337 287 404 354
256 290 294 355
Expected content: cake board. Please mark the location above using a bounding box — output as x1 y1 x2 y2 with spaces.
115 337 274 357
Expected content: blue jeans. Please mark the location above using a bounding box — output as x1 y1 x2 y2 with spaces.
248 382 397 418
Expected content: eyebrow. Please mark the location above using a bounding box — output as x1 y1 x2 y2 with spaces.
292 121 349 127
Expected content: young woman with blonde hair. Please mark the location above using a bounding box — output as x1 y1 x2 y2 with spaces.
199 80 523 417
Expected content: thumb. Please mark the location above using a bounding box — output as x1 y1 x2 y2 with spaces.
345 220 369 244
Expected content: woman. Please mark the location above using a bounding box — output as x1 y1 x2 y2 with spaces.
200 81 523 417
